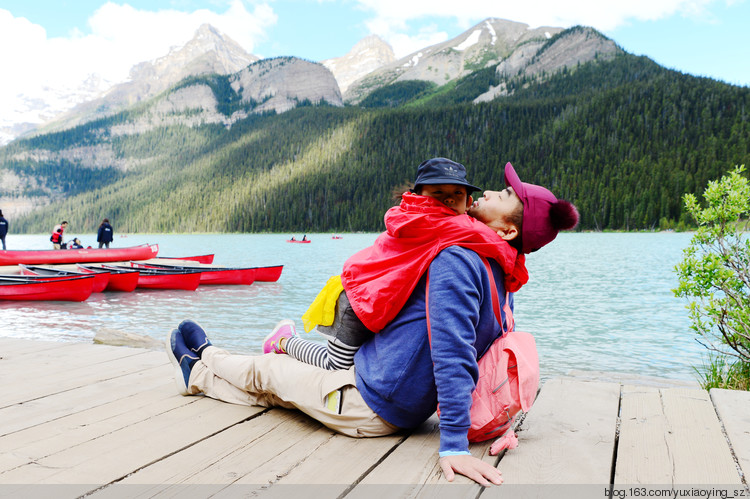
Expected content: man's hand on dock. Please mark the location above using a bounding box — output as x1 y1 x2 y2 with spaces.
439 454 503 486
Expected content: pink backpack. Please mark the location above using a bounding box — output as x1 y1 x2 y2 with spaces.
427 256 540 455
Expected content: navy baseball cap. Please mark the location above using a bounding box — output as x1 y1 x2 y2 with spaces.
412 158 480 193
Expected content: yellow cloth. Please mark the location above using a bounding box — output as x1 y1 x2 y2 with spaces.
301 275 344 332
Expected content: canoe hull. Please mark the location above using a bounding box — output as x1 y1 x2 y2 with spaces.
78 264 139 292
20 265 109 293
156 254 214 264
131 262 256 285
253 265 283 282
0 275 95 301
0 244 159 265
136 272 202 290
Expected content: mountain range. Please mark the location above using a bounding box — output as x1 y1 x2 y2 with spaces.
1 17 748 233
5 18 618 145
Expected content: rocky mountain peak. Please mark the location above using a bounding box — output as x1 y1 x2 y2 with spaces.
322 35 395 93
130 23 257 82
34 24 258 135
344 19 620 104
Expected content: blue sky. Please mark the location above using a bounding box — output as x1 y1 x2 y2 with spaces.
0 0 748 124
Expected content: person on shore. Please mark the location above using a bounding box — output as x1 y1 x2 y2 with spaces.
97 219 114 248
51 221 68 249
0 210 8 250
69 238 84 249
167 161 579 486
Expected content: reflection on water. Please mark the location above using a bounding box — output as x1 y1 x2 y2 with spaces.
0 232 703 382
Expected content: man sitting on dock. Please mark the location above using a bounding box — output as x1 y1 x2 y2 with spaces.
166 164 578 486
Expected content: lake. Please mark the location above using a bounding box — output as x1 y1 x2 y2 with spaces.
0 231 705 383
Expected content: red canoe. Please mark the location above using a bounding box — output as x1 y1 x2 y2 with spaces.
105 264 201 290
19 264 109 293
0 275 95 301
156 254 214 264
78 264 139 292
0 244 159 265
286 240 311 244
252 265 283 282
132 262 256 285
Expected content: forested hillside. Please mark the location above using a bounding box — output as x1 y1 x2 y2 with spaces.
2 53 748 234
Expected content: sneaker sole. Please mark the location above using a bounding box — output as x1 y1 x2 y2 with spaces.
165 329 189 396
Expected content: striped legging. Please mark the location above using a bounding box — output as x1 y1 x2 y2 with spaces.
285 336 360 370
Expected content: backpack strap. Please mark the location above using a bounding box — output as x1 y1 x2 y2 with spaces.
479 256 513 333
426 256 512 346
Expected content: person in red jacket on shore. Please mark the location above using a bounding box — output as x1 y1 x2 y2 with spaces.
50 221 68 249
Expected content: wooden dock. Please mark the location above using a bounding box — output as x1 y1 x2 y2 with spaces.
1 337 748 498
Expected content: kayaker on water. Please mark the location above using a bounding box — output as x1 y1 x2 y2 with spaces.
167 159 578 486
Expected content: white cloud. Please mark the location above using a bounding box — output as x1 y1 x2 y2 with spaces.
0 1 276 125
356 0 726 57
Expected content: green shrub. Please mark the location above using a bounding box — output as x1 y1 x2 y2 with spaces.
674 165 750 390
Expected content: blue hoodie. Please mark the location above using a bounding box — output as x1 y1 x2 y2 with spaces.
354 245 512 454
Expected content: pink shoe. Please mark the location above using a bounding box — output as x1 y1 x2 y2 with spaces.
263 319 297 354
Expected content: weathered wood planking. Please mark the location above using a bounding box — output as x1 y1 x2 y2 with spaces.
0 342 149 385
107 409 403 497
1 337 748 497
0 365 171 435
0 381 183 473
0 396 258 485
711 388 750 480
616 386 742 484
497 377 621 484
0 349 165 407
348 415 494 499
615 385 672 483
0 337 73 357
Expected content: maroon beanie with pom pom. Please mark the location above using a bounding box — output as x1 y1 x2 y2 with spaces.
504 162 579 254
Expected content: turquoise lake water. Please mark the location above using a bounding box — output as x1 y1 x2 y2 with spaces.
0 231 705 382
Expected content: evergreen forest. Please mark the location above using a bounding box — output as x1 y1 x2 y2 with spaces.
2 53 749 234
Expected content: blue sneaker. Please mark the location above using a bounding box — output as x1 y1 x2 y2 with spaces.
178 319 212 358
166 328 199 396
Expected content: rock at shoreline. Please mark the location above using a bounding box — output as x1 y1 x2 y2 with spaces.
94 328 162 350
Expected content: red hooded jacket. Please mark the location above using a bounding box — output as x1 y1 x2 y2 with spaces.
341 192 528 332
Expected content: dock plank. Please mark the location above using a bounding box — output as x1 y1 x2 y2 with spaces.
497 377 621 484
0 337 71 357
0 382 191 472
710 388 750 480
0 365 172 435
0 350 165 406
0 342 147 380
104 408 403 497
0 396 260 485
615 385 672 483
348 415 494 498
616 386 741 484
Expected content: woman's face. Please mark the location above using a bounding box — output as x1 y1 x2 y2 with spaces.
468 187 523 232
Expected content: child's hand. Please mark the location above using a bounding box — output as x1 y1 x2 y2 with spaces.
439 454 503 486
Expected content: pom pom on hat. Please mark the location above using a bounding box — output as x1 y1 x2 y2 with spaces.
550 199 579 231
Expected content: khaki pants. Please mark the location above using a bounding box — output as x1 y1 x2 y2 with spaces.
188 346 399 438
